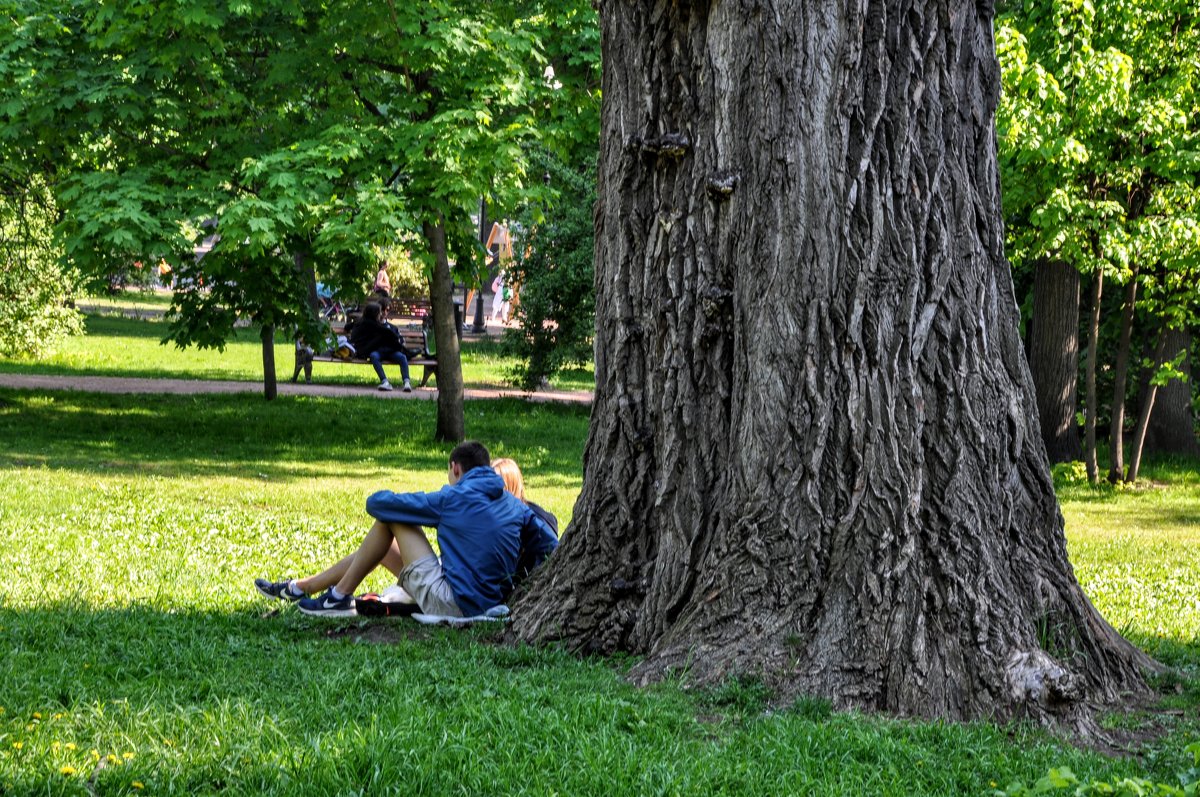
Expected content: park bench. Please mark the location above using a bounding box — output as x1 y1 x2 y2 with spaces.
291 297 439 387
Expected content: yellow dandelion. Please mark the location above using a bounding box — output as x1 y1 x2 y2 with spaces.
107 753 119 764
90 749 100 760
65 743 76 751
11 742 22 750
162 739 175 747
132 782 145 790
51 742 61 752
0 706 6 715
122 752 134 760
53 713 64 720
59 765 76 775
32 712 41 720
25 724 33 731
990 782 998 789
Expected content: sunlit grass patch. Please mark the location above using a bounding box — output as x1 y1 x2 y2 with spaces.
1 301 595 392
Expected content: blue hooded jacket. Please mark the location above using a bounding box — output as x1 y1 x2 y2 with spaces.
365 466 529 616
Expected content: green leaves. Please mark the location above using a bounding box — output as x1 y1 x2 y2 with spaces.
0 179 83 357
0 0 599 391
998 0 1200 312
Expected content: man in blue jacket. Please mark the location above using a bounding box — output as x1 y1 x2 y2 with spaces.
292 441 539 618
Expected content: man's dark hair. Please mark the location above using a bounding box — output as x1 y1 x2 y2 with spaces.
361 301 381 322
450 441 490 473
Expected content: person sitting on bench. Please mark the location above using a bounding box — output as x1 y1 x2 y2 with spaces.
350 301 412 392
254 442 552 618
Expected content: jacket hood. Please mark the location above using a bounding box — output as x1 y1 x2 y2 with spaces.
457 465 504 499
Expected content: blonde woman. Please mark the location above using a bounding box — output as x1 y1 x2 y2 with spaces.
493 458 559 588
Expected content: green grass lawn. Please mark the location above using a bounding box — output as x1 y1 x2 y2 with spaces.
0 387 1197 796
1 297 594 392
1058 460 1200 672
75 288 175 315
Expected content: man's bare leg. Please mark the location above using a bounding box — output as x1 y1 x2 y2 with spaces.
295 540 405 595
330 522 433 597
387 522 437 567
322 521 403 597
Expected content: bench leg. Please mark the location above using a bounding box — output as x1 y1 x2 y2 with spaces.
293 345 314 384
420 365 435 387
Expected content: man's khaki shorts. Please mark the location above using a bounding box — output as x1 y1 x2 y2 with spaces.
399 554 463 617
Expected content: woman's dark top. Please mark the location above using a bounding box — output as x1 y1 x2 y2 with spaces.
528 501 559 534
350 319 408 358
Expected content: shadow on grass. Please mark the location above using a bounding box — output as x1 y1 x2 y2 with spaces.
3 601 1197 796
0 389 590 482
0 602 683 796
78 313 173 340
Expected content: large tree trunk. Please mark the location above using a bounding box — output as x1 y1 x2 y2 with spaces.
424 217 465 442
1144 328 1200 456
1028 259 1082 463
514 0 1154 726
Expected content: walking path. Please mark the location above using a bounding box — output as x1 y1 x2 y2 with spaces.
0 373 592 405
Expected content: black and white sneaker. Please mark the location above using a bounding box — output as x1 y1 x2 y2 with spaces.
255 578 306 602
298 589 357 617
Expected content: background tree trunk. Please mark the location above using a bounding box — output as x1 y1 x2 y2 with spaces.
515 0 1154 726
261 324 277 401
1125 328 1168 483
1028 259 1082 462
1144 328 1200 456
1084 272 1103 483
424 218 465 442
1107 271 1139 483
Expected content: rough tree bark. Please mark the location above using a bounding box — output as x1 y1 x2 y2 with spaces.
1144 328 1200 456
424 217 465 442
514 0 1155 726
1028 259 1082 463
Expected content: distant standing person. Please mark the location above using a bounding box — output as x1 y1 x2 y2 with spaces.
373 262 391 297
490 272 510 322
350 301 412 392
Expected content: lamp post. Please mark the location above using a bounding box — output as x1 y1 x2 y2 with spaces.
472 196 488 332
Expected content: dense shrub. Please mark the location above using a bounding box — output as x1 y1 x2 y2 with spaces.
503 150 596 389
0 180 83 357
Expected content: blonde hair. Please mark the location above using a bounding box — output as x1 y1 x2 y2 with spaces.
492 458 525 502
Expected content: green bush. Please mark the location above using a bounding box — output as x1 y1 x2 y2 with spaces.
503 149 596 389
1051 461 1089 488
0 180 83 357
376 236 429 298
995 743 1200 796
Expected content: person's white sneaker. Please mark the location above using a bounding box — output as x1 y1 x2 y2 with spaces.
378 379 393 392
402 379 412 392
